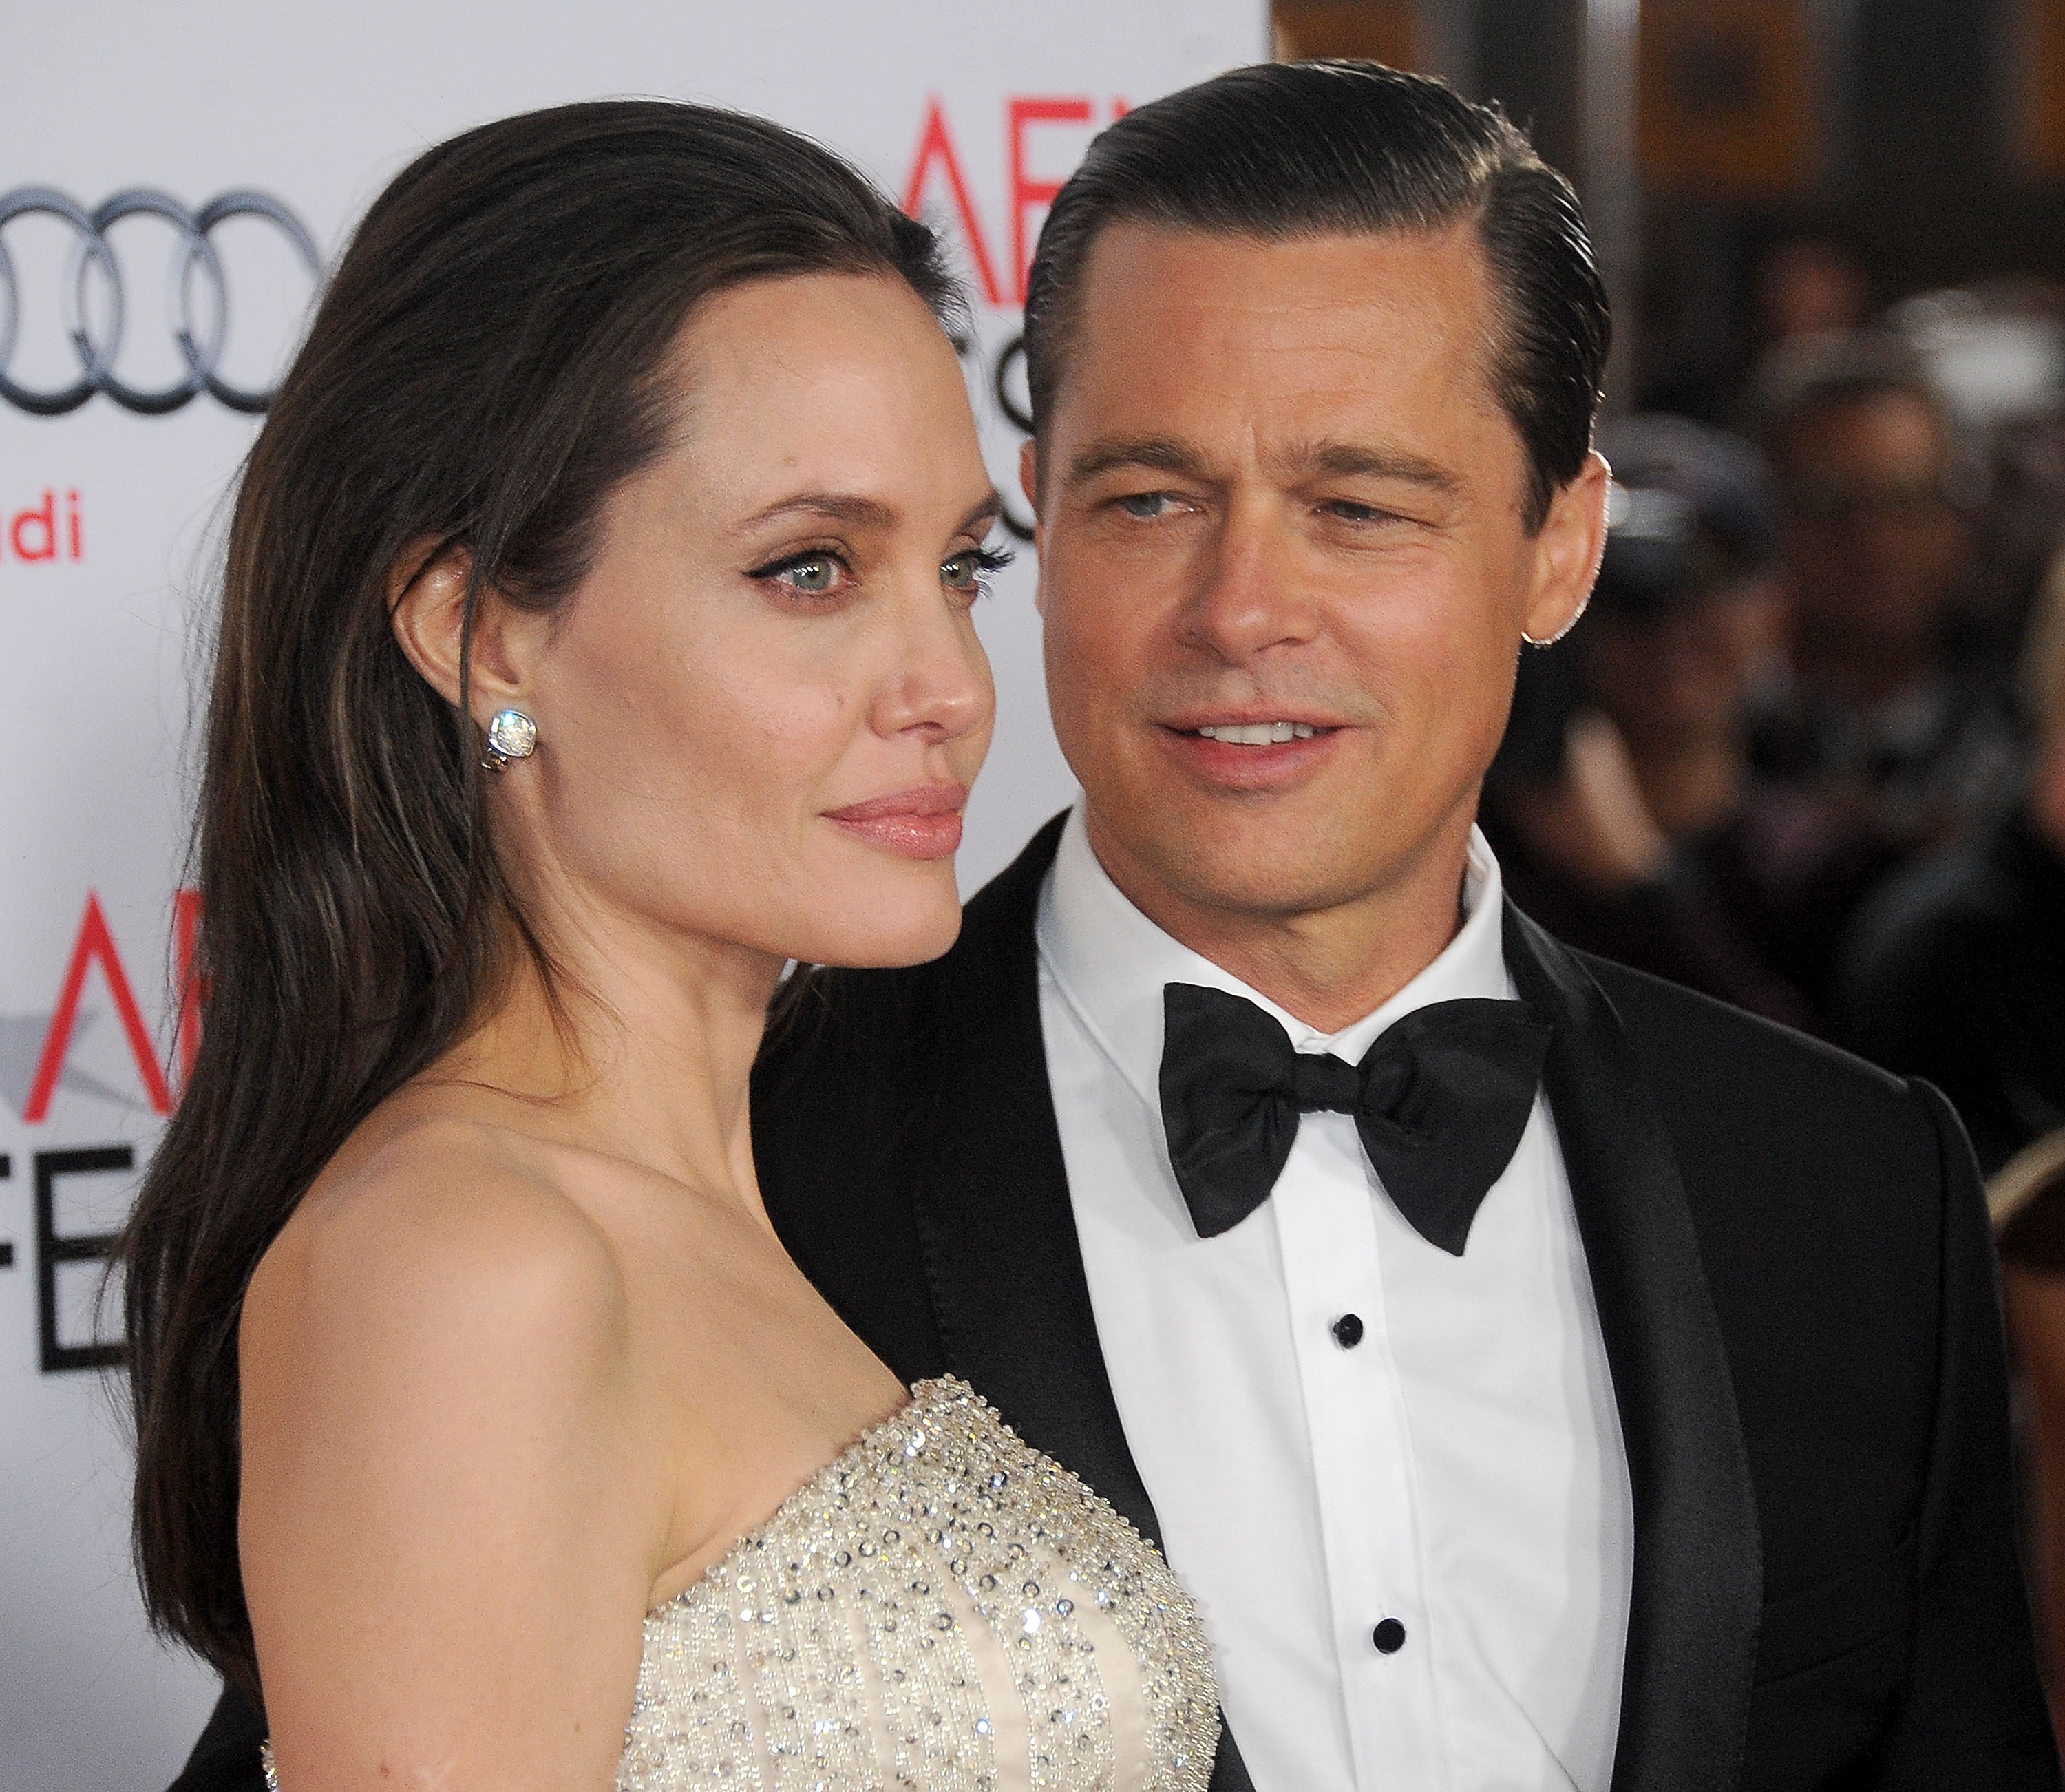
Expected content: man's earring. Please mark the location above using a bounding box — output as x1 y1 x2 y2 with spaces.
483 708 538 771
1523 603 1589 649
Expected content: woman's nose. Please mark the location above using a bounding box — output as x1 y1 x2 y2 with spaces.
871 584 995 743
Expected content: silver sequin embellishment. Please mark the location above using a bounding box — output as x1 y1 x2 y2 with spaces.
616 1378 1219 1791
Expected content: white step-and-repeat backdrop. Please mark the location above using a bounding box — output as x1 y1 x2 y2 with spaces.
0 4 1265 1784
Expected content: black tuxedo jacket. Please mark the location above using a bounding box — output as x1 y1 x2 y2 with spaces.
752 815 2055 1792
173 814 2056 1792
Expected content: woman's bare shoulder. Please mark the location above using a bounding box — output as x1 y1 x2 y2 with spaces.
244 1107 631 1416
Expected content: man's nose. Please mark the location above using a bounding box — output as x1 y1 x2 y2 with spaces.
1180 497 1317 663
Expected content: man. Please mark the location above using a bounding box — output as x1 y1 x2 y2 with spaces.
1754 331 1976 766
1840 550 2065 1178
761 64 2049 1791
175 62 2051 1792
1744 332 2021 1002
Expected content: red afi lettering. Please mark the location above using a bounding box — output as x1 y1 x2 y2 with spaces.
1009 98 1092 304
901 98 1004 308
25 893 173 1121
174 887 205 1088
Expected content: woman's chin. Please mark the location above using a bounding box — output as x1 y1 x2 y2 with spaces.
787 882 966 971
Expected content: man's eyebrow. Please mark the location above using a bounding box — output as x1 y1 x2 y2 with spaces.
1289 442 1461 494
1063 437 1211 487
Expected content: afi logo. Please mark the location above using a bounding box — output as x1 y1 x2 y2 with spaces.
2 890 202 1375
902 95 1127 307
16 889 202 1124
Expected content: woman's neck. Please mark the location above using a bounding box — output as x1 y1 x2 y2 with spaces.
439 899 787 1223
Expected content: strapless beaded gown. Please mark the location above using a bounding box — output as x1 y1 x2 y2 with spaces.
262 1377 1219 1792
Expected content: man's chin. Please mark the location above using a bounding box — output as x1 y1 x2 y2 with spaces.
1112 829 1383 926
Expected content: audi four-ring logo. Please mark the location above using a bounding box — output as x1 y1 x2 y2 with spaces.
0 188 321 417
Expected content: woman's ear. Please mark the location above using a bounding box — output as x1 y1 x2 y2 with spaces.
388 539 528 723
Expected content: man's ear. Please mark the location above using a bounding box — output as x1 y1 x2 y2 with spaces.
1019 439 1047 617
1521 449 1611 646
388 539 530 723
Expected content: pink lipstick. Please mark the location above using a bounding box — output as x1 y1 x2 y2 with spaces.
825 781 968 860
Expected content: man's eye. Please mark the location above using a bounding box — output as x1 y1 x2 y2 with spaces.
1118 492 1176 519
1324 500 1390 523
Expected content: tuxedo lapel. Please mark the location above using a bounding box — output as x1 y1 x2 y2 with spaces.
1503 904 1762 1792
910 814 1165 1543
907 816 1258 1792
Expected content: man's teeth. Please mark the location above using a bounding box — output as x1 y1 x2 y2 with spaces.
1194 721 1318 744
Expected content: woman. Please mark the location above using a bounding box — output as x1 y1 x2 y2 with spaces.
120 101 1218 1791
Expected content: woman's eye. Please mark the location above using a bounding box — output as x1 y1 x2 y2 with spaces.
778 556 840 594
941 545 1014 598
748 551 849 598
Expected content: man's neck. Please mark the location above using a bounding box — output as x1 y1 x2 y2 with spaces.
1083 809 1476 1036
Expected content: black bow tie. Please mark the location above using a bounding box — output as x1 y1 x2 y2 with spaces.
1158 982 1552 1254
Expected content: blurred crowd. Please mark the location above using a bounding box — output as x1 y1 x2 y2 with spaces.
1483 234 2065 1722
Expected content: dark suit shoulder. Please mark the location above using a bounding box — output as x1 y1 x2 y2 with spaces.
1578 949 1914 1134
753 959 951 1382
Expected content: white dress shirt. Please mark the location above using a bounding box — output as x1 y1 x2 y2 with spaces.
1035 801 1634 1792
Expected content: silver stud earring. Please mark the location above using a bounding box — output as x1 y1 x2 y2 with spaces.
483 707 538 771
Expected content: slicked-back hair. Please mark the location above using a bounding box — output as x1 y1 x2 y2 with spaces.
1022 60 1610 532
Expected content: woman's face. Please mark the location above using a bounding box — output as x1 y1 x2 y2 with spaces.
499 272 998 969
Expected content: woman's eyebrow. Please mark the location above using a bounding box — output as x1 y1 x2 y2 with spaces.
955 491 1006 534
740 492 900 531
737 490 1004 536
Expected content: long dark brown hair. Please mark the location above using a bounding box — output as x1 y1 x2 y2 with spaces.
118 98 961 1701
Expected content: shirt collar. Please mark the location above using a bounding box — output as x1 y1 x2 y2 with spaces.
1036 798 1515 1116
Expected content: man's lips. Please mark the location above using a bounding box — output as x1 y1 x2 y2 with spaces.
1156 718 1347 788
824 782 968 860
1179 720 1327 744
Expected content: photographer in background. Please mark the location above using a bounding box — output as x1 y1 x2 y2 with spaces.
1839 548 2065 1175
1484 415 1819 1031
1750 335 2022 894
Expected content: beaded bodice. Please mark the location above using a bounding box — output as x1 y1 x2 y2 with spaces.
616 1377 1219 1791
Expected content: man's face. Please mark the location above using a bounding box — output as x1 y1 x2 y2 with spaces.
1028 222 1603 934
1776 391 1964 662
